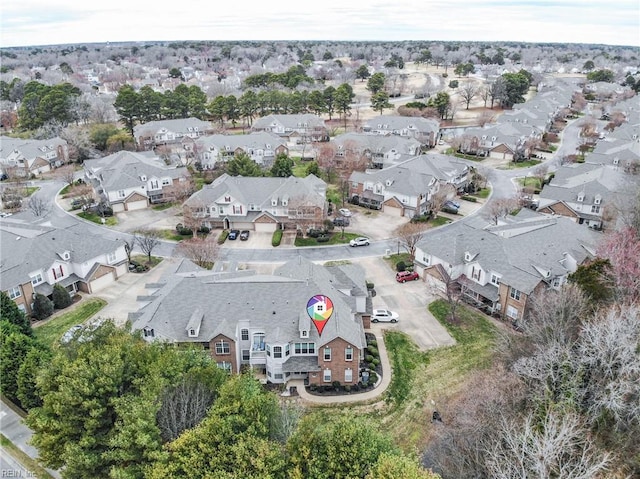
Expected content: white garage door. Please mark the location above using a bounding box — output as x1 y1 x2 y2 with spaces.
384 205 403 217
90 272 115 293
127 199 148 211
255 222 277 233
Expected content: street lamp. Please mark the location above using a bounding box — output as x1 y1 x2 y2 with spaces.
397 240 400 256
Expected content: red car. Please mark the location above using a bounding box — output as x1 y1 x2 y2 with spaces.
396 271 419 283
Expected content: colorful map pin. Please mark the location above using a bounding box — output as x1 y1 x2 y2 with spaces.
306 295 334 336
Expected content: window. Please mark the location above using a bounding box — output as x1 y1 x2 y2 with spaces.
301 330 308 338
273 346 282 359
294 342 315 354
217 361 232 372
7 286 21 300
252 333 265 351
471 266 481 281
232 205 243 214
345 368 353 383
510 287 521 301
591 205 600 213
552 277 561 288
242 349 250 361
323 369 332 382
118 190 126 198
107 252 117 264
274 373 283 380
577 193 584 202
188 329 196 337
345 347 353 361
215 340 230 355
324 347 331 361
30 273 43 285
218 206 224 214
162 179 171 186
490 273 501 286
285 344 290 356
266 345 271 356
224 196 231 202
143 327 154 338
506 305 519 319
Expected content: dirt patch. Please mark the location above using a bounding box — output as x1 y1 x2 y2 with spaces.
339 207 410 241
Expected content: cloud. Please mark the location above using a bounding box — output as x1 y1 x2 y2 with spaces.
1 0 638 47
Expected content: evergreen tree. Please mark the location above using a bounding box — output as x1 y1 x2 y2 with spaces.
32 293 53 321
0 291 32 336
52 284 72 309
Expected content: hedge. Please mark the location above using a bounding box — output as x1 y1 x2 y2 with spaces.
272 229 283 247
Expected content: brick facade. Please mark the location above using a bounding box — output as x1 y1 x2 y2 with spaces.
209 334 238 373
312 337 361 386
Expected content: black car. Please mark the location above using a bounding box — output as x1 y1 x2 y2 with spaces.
240 230 250 241
228 229 240 240
333 217 350 227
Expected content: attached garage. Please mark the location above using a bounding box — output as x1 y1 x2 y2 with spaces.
254 212 279 232
488 144 514 161
87 264 117 293
124 192 148 211
422 264 449 295
383 197 405 217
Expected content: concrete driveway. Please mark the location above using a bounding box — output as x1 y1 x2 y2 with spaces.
353 257 455 350
334 206 409 241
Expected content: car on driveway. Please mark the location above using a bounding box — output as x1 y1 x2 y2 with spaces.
349 236 370 247
372 309 399 323
396 271 419 282
444 199 460 209
339 208 352 217
228 229 239 240
333 217 350 227
239 230 250 241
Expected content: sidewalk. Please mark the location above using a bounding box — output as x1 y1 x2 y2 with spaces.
0 399 61 478
286 329 392 405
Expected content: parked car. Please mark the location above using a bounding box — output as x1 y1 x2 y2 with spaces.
441 203 459 215
339 208 352 217
371 309 399 323
396 271 419 282
349 236 370 247
333 217 350 227
228 229 240 240
240 230 250 241
444 199 460 209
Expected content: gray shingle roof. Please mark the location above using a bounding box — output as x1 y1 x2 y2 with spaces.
363 115 440 133
197 132 286 152
133 117 211 137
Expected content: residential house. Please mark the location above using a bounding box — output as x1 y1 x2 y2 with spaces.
0 219 128 316
84 151 192 212
251 114 329 145
586 137 640 171
183 173 326 232
331 133 421 169
459 122 543 161
413 214 601 324
0 136 69 177
348 154 469 216
130 258 370 386
362 115 440 147
196 132 288 169
133 117 212 151
537 162 627 229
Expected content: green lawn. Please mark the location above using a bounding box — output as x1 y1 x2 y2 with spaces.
152 202 174 211
33 298 107 347
294 231 360 247
517 177 543 190
471 187 491 199
502 159 542 169
131 255 163 267
0 434 56 479
159 229 190 241
292 157 309 177
77 211 118 226
24 186 39 196
429 216 450 227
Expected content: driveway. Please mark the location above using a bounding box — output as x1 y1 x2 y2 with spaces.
352 257 455 350
335 206 409 240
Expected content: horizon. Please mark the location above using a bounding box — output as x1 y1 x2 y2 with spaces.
2 0 639 49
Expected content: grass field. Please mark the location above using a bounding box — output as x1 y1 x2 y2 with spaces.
33 298 107 347
294 231 360 246
77 211 117 226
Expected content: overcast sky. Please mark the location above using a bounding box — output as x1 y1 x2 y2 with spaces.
2 0 639 48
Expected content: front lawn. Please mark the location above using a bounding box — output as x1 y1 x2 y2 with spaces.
503 159 542 169
77 211 118 226
152 202 174 211
471 187 491 199
33 298 107 348
294 231 360 247
159 229 190 241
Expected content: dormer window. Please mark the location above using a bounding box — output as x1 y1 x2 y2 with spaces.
224 196 231 203
594 195 601 205
385 179 393 187
301 330 308 338
491 136 496 141
481 135 487 140
577 193 584 202
271 197 278 206
464 252 472 262
143 327 155 338
613 157 619 165
140 175 147 181
188 329 197 337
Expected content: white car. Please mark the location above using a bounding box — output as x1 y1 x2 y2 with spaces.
372 309 399 323
339 208 352 217
349 236 370 247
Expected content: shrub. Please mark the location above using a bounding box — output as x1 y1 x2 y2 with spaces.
323 219 335 231
52 284 72 309
367 346 379 357
177 226 193 236
32 294 53 321
448 80 459 88
308 229 326 238
410 213 431 223
197 225 210 234
442 73 448 78
332 380 341 390
369 371 379 384
368 339 378 347
316 235 330 243
461 195 477 202
344 385 351 393
366 281 375 290
175 223 183 232
372 358 380 367
365 354 374 363
351 383 359 392
217 230 229 244
272 229 283 247
396 261 406 272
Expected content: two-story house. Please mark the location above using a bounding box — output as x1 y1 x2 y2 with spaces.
251 114 329 145
84 151 192 212
537 162 627 229
331 133 421 169
348 154 469 216
0 220 128 316
183 173 326 232
131 258 370 386
133 117 212 151
459 122 543 161
413 213 602 324
362 115 440 147
196 132 288 169
0 136 69 177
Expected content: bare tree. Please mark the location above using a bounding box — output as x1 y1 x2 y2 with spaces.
272 400 306 443
156 376 216 443
56 164 76 187
531 164 549 189
429 184 457 215
458 81 479 110
477 110 495 127
485 410 611 479
397 222 427 260
165 176 195 204
134 229 161 261
27 194 52 217
484 197 520 225
175 236 219 269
